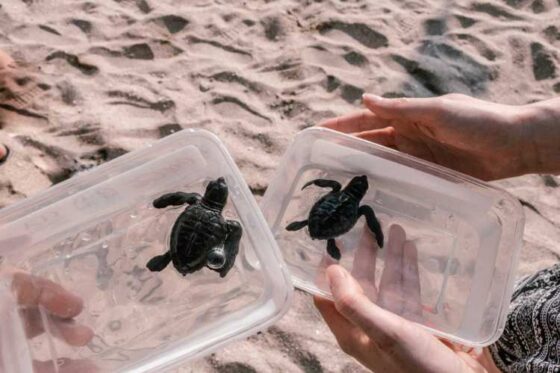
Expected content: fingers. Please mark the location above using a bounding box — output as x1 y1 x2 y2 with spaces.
402 241 422 319
455 351 488 373
320 109 391 133
33 358 98 373
355 127 397 149
351 228 379 299
362 94 441 122
12 272 83 319
378 225 406 312
20 309 93 346
11 272 92 347
326 265 409 351
49 317 94 346
313 296 370 358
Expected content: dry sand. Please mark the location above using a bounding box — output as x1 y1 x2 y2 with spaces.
0 0 559 371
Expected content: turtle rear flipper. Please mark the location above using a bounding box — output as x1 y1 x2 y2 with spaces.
358 205 384 248
146 252 172 272
218 220 243 278
326 239 341 260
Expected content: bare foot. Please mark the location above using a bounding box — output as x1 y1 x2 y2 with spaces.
0 48 38 105
0 144 8 163
0 49 15 164
0 49 16 71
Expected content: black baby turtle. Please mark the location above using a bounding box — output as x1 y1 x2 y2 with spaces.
286 175 383 260
146 177 242 278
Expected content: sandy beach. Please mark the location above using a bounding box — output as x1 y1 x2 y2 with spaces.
0 0 559 371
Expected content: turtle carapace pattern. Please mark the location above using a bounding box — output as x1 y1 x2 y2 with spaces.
286 175 383 260
146 177 242 278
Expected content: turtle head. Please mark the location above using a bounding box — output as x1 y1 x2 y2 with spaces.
345 175 369 200
202 177 228 210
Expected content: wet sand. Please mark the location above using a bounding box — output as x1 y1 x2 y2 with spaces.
0 0 559 371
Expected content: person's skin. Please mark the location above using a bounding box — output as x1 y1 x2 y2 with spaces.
321 93 560 180
315 225 496 373
315 93 560 372
6 271 97 373
0 49 16 162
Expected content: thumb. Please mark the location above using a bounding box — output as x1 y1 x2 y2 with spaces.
362 94 441 122
326 265 407 346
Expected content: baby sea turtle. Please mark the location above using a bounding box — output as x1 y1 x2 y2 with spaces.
286 175 383 260
146 177 242 278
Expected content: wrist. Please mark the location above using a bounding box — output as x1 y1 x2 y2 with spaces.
513 99 560 175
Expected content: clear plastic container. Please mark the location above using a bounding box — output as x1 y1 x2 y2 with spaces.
261 128 525 347
0 129 293 372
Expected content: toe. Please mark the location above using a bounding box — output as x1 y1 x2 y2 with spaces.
0 144 9 162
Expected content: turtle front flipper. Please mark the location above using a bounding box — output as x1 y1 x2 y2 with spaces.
217 220 243 278
146 251 172 272
286 220 308 231
326 239 341 260
153 192 201 209
301 179 342 192
358 205 384 248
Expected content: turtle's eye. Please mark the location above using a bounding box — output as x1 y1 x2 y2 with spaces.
207 247 226 269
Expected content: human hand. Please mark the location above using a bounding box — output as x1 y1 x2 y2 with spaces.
321 93 537 181
7 271 97 373
314 225 490 372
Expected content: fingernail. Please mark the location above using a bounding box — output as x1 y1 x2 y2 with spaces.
362 94 383 103
326 265 347 290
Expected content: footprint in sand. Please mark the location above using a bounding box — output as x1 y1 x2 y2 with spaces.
69 19 92 34
321 75 364 104
207 71 264 94
424 18 447 36
262 17 285 41
16 135 79 184
530 42 557 80
123 43 156 60
46 51 99 75
211 95 271 125
55 122 105 146
340 84 364 103
452 33 498 61
317 21 388 49
136 0 151 14
543 26 560 43
324 75 340 92
542 175 559 188
342 50 368 66
531 0 545 13
80 146 128 169
455 15 478 28
471 2 524 20
107 90 175 113
152 15 189 34
157 123 182 138
392 41 492 95
188 36 253 64
89 41 182 61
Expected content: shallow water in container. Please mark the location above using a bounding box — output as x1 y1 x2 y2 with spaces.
274 166 498 335
23 180 266 371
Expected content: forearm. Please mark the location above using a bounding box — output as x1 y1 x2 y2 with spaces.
518 97 560 175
